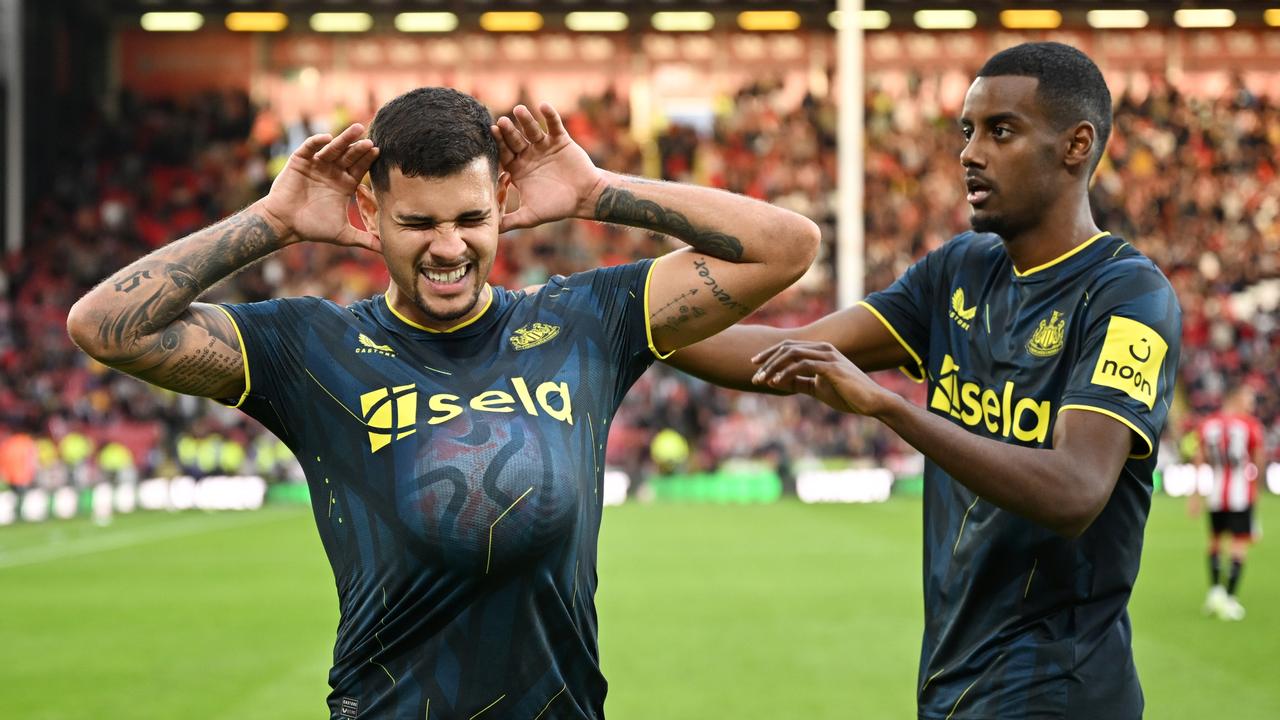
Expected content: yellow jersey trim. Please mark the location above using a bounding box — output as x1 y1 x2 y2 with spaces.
1058 404 1153 459
1013 231 1111 278
644 258 676 359
213 304 251 409
384 286 493 333
856 301 925 383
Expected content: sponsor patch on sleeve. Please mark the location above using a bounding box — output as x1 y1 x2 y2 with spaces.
1089 316 1167 410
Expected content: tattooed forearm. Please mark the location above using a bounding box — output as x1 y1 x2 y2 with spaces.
594 185 744 261
692 258 753 317
114 270 151 293
91 211 281 352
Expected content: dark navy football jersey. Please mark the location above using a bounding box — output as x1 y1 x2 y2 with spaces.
863 231 1181 720
219 260 660 719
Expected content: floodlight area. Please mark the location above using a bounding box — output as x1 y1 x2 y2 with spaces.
913 10 977 31
479 12 544 33
999 10 1062 30
651 12 715 33
140 12 204 32
1173 9 1237 29
309 13 373 33
225 13 288 33
1086 10 1150 29
565 12 629 33
393 13 458 34
737 11 801 32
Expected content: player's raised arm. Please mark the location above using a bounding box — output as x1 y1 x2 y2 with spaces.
492 103 820 354
663 304 918 393
66 123 380 400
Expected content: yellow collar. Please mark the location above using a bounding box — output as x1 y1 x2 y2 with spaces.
1013 231 1111 277
383 285 493 333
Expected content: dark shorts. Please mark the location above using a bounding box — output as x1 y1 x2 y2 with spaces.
1209 508 1254 538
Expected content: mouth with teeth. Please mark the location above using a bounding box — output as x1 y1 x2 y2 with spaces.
420 263 471 293
966 176 993 206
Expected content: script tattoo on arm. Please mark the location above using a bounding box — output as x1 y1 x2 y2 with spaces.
648 259 755 335
594 185 744 261
81 210 284 399
691 258 753 317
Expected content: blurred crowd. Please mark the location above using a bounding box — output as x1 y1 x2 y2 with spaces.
1 70 1277 495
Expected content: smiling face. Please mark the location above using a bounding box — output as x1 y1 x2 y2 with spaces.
959 75 1068 240
358 157 508 330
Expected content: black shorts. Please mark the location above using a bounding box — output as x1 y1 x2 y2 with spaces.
1209 508 1254 537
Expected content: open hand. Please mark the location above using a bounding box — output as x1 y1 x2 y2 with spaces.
261 123 380 251
751 340 893 417
491 103 605 232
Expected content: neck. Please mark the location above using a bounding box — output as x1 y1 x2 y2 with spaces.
385 282 492 332
1003 192 1101 274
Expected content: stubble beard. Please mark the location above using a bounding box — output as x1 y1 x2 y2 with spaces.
413 277 484 324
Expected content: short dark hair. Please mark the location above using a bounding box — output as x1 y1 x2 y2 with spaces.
978 42 1112 173
368 87 499 192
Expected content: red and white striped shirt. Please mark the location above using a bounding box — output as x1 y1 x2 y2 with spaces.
1198 413 1264 512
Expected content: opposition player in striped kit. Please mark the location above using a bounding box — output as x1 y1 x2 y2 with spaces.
67 87 820 718
1194 385 1266 621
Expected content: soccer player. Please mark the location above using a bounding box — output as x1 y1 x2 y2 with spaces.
667 43 1181 718
66 88 819 718
1193 385 1265 621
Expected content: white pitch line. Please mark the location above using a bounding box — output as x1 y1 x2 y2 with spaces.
0 511 296 571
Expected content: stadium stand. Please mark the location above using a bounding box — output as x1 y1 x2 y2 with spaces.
1 74 1277 497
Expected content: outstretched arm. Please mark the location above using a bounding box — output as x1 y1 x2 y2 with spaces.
664 303 916 392
751 341 1132 538
493 103 821 355
67 124 380 399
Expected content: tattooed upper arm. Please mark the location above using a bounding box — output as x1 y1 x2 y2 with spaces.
646 249 779 355
109 303 247 401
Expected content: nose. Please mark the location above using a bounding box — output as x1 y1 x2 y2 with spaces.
429 223 467 261
960 137 985 170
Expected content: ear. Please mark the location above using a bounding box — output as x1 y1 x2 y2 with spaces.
496 171 512 209
355 184 381 239
1064 121 1096 173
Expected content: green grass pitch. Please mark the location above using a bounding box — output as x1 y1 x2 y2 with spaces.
1 496 1276 718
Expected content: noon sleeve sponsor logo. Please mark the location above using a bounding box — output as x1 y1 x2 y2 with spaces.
929 354 1051 443
949 288 977 331
1089 316 1167 410
1026 310 1066 357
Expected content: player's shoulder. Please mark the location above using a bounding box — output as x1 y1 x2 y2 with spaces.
1085 236 1175 299
935 231 1006 269
1091 236 1167 282
223 294 339 322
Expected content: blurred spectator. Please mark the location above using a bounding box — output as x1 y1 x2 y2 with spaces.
4 74 1277 507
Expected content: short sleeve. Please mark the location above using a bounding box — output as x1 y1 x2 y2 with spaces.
859 248 944 382
1059 263 1182 459
218 296 324 441
558 259 659 406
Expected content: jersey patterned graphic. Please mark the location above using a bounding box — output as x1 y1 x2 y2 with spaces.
1199 413 1263 512
864 232 1182 720
221 260 658 720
